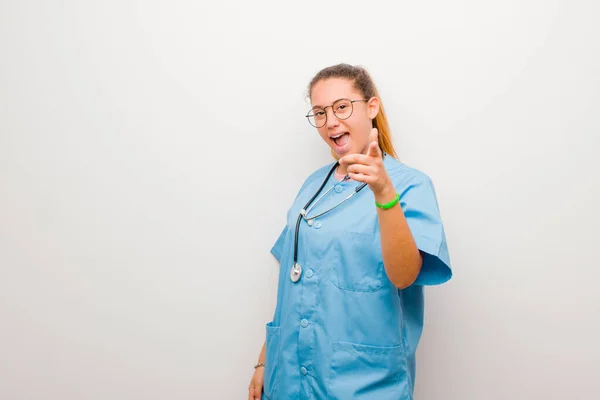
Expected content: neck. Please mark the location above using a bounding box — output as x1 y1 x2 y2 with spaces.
334 166 347 180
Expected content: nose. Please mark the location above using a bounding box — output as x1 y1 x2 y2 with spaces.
325 107 339 129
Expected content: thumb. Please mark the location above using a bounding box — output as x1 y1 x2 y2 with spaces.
368 128 381 156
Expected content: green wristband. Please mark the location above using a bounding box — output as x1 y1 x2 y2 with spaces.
375 193 400 210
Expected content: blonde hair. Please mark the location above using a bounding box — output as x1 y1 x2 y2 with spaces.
307 64 398 159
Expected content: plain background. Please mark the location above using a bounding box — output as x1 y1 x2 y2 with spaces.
1 1 599 399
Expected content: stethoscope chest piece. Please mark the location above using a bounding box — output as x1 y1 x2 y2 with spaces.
290 262 302 282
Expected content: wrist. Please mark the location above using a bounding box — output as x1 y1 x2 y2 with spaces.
373 182 396 203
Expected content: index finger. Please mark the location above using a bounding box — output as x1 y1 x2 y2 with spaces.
339 153 371 166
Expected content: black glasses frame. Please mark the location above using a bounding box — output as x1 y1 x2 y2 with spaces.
305 98 368 128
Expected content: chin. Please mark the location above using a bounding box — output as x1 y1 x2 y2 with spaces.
331 146 350 158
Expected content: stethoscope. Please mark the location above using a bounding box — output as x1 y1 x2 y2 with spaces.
289 153 386 283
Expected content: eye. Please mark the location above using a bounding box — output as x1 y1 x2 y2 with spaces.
315 110 326 117
334 100 351 112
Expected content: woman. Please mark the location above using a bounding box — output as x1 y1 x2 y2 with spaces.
249 63 452 400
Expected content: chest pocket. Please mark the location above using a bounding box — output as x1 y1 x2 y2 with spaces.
330 231 384 292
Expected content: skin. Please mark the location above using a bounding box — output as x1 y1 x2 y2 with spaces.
248 77 423 400
248 343 266 400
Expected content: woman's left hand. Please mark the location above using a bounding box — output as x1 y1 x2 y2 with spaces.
338 128 394 196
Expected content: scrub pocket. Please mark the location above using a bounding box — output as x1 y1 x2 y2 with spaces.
327 341 409 400
331 232 384 292
262 322 281 399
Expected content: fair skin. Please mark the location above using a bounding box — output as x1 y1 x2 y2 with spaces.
248 77 423 400
248 342 266 400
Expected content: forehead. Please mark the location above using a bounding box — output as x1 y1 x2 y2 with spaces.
311 78 361 107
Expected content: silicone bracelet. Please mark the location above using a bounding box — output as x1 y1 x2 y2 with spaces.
375 193 400 209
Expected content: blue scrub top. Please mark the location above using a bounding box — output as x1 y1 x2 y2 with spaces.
263 155 452 400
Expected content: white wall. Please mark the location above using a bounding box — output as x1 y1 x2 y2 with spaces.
1 1 599 399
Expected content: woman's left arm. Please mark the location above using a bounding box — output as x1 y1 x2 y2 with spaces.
339 128 422 289
372 183 422 289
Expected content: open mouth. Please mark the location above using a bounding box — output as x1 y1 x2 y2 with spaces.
331 132 349 147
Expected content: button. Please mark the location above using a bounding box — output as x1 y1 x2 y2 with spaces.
305 269 314 278
300 319 309 328
300 366 308 375
313 221 322 229
334 184 344 193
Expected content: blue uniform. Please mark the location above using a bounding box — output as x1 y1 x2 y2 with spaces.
263 155 452 400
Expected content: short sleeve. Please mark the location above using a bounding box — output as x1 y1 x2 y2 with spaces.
270 225 288 263
399 175 452 286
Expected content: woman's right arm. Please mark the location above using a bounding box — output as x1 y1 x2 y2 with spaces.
248 341 266 400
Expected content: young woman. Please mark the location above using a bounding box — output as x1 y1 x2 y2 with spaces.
249 63 452 400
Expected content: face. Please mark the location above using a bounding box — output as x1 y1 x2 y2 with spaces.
309 78 380 158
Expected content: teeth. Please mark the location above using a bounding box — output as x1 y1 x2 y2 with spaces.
331 132 346 139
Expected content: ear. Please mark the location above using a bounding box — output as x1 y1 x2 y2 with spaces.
367 97 380 120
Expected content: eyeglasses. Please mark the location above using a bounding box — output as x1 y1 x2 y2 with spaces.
305 98 368 128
